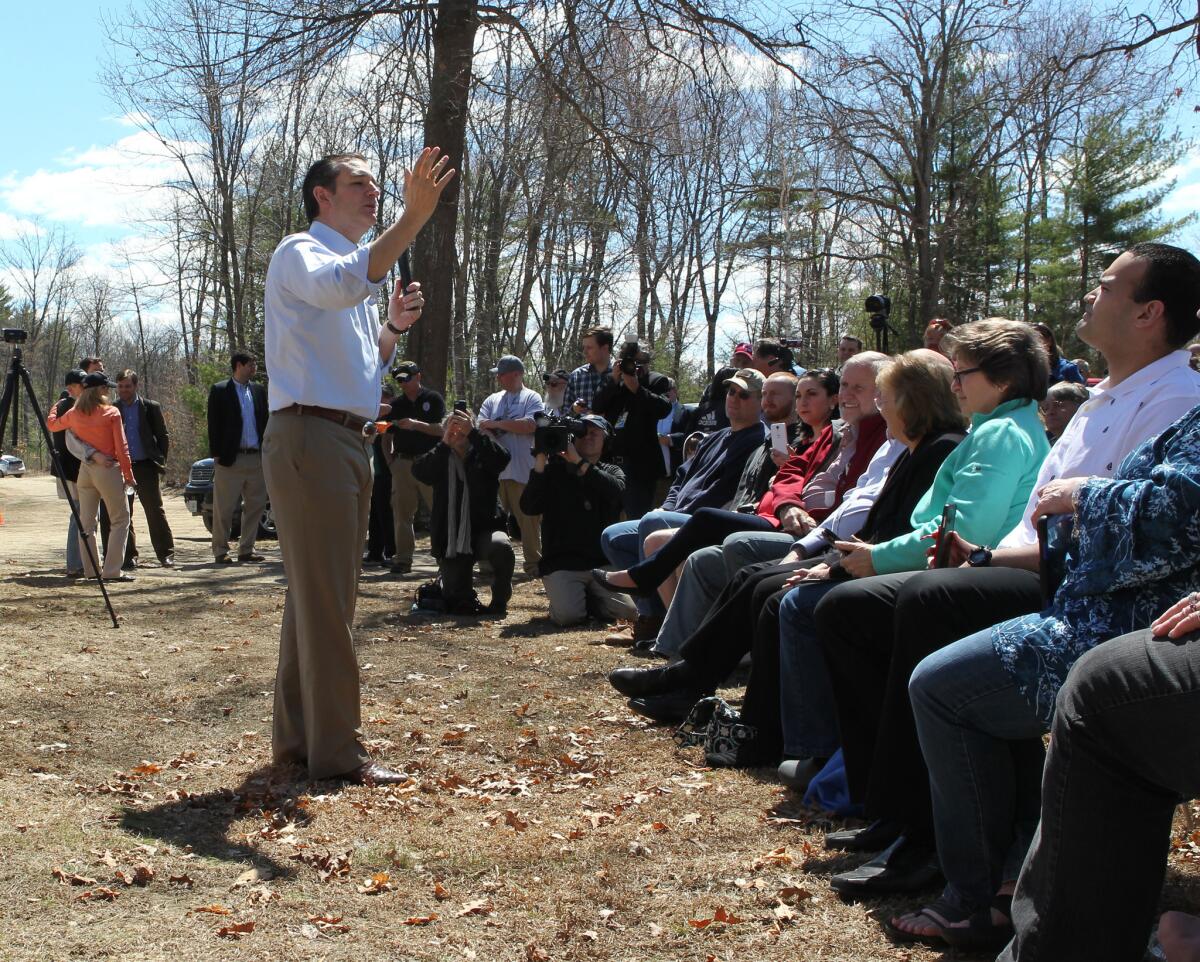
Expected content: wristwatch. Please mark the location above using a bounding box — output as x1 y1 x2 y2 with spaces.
385 321 405 335
966 546 993 568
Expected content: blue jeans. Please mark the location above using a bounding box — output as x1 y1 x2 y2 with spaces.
778 580 844 759
909 628 1047 911
1001 628 1200 962
600 510 690 617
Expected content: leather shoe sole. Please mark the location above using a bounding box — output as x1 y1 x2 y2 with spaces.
825 819 904 853
627 690 703 724
830 837 943 896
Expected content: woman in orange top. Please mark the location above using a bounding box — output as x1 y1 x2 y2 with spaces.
47 372 135 581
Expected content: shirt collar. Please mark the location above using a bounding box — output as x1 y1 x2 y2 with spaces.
308 219 361 255
969 396 1030 429
1091 350 1192 402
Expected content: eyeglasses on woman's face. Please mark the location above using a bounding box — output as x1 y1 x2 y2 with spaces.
951 366 982 386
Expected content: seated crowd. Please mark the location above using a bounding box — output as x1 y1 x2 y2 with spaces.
45 241 1200 960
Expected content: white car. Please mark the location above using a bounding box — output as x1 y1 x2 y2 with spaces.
0 454 26 478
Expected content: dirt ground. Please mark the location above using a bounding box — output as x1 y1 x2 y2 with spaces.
0 474 1197 962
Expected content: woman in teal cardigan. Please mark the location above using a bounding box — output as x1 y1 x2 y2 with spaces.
772 319 1051 779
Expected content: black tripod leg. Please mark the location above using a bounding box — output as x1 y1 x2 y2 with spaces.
0 361 17 446
12 363 119 628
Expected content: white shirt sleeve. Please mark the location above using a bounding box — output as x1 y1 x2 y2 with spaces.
279 237 383 312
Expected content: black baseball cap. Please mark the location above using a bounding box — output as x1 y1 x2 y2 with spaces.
82 372 116 389
64 369 87 386
393 361 421 382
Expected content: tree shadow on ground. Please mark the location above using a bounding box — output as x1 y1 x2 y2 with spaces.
118 765 311 878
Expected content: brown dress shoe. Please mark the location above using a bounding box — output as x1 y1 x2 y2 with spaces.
339 763 411 786
600 621 636 646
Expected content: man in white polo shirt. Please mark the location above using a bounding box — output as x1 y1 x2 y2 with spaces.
262 149 454 785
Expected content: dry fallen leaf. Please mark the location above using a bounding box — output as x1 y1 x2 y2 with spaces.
216 921 255 939
308 915 350 934
402 914 439 926
524 943 550 962
777 885 813 903
457 899 494 917
433 882 451 901
193 904 233 915
751 846 793 870
688 907 746 928
356 871 397 895
51 868 96 886
168 874 194 888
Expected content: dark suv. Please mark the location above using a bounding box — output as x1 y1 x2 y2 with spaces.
182 457 277 538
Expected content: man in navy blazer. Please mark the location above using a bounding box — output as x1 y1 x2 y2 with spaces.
207 352 270 563
115 369 176 566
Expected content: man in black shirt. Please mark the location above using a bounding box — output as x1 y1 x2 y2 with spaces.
520 415 636 626
592 342 673 518
386 361 445 574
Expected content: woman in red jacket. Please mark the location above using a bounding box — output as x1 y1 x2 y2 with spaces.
47 372 135 581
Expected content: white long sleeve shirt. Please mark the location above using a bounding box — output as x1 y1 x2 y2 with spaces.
795 438 905 556
263 220 393 420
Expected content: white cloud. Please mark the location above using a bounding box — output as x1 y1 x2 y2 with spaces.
1162 178 1200 215
0 211 38 242
0 130 184 229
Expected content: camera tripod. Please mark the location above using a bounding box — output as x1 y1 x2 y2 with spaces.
0 335 119 627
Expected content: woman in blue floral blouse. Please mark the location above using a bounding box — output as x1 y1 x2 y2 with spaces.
891 402 1200 950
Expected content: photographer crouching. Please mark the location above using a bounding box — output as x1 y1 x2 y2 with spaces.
412 406 514 616
592 337 673 519
520 414 637 627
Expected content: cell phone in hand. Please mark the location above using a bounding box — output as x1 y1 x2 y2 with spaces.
932 502 958 569
769 421 789 457
454 399 468 413
398 251 413 290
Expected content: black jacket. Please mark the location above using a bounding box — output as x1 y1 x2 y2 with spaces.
593 370 673 479
412 430 511 559
207 378 270 467
114 395 170 469
519 457 626 575
50 395 81 483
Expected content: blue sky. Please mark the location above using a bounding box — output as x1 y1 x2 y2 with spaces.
1 0 1198 298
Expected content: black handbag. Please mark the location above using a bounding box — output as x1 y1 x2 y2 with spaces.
672 696 758 764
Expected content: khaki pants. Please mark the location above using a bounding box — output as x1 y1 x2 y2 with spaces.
263 413 372 779
212 451 269 559
498 478 540 574
76 460 129 579
542 568 637 627
388 456 433 565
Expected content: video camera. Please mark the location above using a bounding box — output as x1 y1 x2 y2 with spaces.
532 412 587 456
617 334 652 376
865 294 891 333
2 329 28 344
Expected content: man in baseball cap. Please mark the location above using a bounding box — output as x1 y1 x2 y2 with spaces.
478 353 544 575
393 360 421 383
724 367 766 395
731 342 754 370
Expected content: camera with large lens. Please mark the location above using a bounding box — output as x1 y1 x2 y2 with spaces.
865 294 891 332
532 412 588 456
617 338 652 376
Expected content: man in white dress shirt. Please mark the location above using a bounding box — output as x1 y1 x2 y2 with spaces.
262 149 453 785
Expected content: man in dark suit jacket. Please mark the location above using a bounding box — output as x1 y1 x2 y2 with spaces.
207 352 270 564
115 369 176 566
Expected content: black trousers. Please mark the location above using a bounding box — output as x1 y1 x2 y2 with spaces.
814 566 1042 844
366 469 395 559
1000 627 1200 962
621 472 660 520
679 557 822 763
627 506 777 590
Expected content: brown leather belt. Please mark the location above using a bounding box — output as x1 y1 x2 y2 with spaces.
278 403 378 437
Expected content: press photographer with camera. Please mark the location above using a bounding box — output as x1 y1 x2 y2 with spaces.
519 414 637 627
592 336 673 518
412 406 514 616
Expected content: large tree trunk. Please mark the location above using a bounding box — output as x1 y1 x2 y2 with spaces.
410 0 478 395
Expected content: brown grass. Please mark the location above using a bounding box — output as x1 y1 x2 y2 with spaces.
1 475 1196 961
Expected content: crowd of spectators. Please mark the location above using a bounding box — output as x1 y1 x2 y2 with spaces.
40 239 1200 961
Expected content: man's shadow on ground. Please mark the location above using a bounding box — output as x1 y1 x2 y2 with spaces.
118 766 311 878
